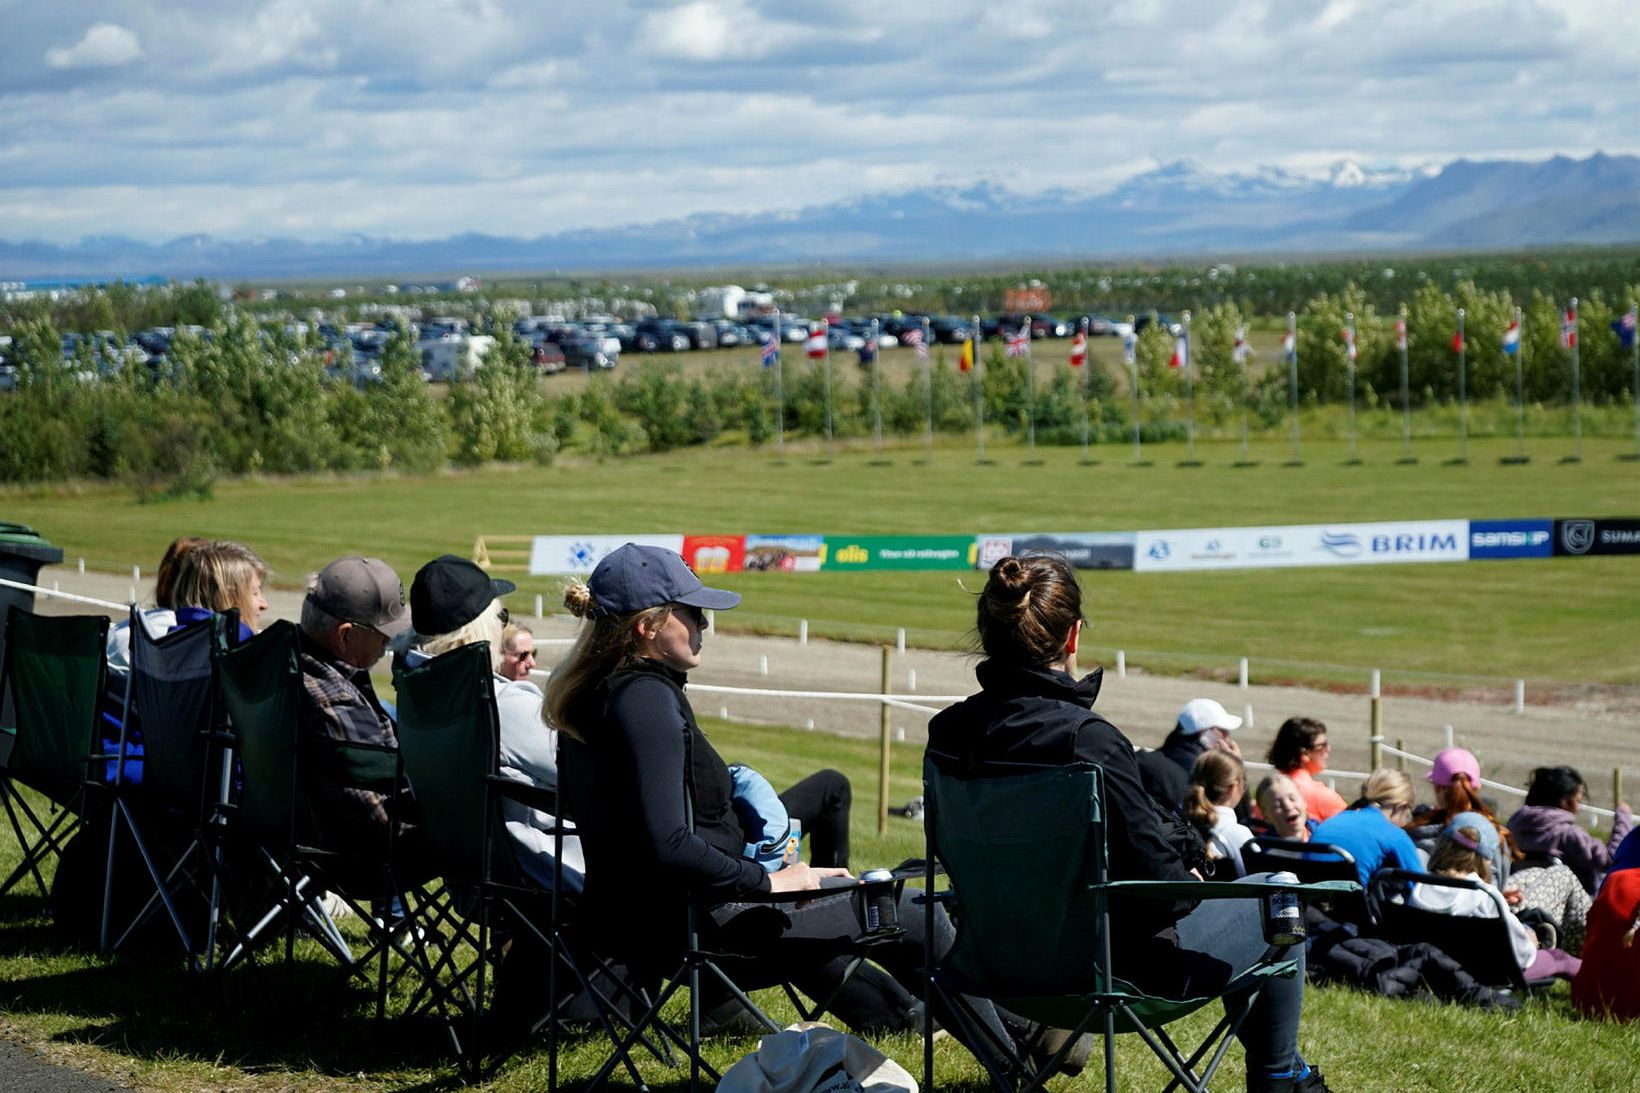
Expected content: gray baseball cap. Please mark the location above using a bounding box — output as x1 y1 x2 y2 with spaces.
588 543 740 617
308 556 411 636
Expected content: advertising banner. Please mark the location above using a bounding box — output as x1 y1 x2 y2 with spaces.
743 535 827 572
974 533 1136 571
528 534 684 575
823 536 975 571
1469 519 1554 560
1553 518 1640 556
1133 521 1468 572
682 535 745 574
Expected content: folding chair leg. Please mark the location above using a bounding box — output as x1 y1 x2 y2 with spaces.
0 785 76 899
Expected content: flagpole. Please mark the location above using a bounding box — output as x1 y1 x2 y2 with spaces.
1236 324 1250 464
870 317 884 462
774 306 785 457
1628 300 1640 462
1285 310 1302 465
821 320 834 456
1344 311 1360 464
1507 305 1528 464
1454 307 1469 465
1565 296 1583 464
1078 317 1091 463
1396 306 1415 464
970 316 986 462
1024 314 1037 458
923 317 934 461
1180 310 1199 466
1128 315 1145 465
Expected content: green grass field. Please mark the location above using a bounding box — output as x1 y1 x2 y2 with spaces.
5 429 1638 687
3 718 1638 1092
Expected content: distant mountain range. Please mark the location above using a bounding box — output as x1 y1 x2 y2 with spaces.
5 152 1640 282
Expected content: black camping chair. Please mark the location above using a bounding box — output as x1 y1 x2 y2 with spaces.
99 608 235 965
1241 836 1367 925
392 641 664 1086
0 608 109 900
921 759 1356 1093
210 618 423 1006
1367 868 1554 994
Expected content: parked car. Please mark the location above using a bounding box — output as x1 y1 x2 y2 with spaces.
680 321 719 350
928 316 973 344
1030 315 1070 339
826 326 865 351
561 332 617 371
532 341 566 374
632 318 691 352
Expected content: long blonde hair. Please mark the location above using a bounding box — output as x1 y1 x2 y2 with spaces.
170 540 268 619
542 578 671 741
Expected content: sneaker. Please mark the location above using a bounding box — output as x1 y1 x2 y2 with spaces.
1531 921 1558 950
1024 1024 1093 1078
1249 1062 1332 1093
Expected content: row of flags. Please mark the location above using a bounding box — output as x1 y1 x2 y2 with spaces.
759 305 1640 372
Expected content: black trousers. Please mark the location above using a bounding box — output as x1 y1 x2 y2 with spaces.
779 768 851 869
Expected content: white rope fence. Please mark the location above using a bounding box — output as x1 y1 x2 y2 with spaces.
0 576 128 612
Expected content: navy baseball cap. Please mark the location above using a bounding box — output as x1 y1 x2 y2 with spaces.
411 554 516 635
588 543 741 617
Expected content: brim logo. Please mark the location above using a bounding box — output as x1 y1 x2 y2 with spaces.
1561 520 1596 555
1319 530 1363 557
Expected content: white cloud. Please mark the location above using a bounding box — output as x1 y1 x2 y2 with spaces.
638 0 777 61
44 22 143 69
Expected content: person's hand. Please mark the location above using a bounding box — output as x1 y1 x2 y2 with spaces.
768 862 852 894
1217 733 1243 759
1503 885 1523 907
1189 868 1205 882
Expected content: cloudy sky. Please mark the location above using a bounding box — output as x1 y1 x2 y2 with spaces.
3 0 1636 244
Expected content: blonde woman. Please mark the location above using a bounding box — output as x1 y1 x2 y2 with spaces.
1311 769 1424 889
169 539 269 639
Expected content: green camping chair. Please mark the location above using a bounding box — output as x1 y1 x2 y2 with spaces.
395 642 679 1087
921 759 1356 1093
0 607 109 900
211 618 421 1003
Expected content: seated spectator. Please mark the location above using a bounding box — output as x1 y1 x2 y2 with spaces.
170 539 270 640
296 556 413 860
105 536 207 672
497 621 538 683
1408 747 1518 888
1613 827 1640 877
1571 846 1640 1019
1185 750 1252 877
1267 718 1347 823
1311 770 1423 889
1507 765 1632 895
1410 813 1580 982
1509 854 1592 956
1252 772 1319 842
405 555 583 890
1144 698 1245 812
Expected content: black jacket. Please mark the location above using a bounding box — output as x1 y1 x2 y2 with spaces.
926 661 1199 952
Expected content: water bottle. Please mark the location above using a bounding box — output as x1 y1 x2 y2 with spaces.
861 868 897 933
1263 872 1304 947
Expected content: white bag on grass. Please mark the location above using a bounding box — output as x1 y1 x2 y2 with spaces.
716 1021 918 1093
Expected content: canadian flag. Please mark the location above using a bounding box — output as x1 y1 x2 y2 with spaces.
806 325 827 360
1069 331 1087 367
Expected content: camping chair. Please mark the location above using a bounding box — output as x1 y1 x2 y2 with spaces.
1366 868 1553 994
393 642 661 1085
921 759 1356 1093
558 734 905 1093
99 608 234 965
0 607 109 900
211 618 420 1004
1241 836 1367 925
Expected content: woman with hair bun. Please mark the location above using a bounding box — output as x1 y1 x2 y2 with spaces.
927 555 1332 1093
1185 750 1254 877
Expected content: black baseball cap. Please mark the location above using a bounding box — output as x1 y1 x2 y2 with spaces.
588 543 740 617
410 554 516 635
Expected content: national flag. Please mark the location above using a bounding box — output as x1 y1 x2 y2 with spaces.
1005 328 1030 358
1123 330 1136 365
1282 331 1295 363
1451 331 1465 354
903 326 928 360
958 338 974 372
1560 304 1578 349
1069 330 1087 367
1395 319 1407 351
760 334 779 368
805 325 827 360
1613 309 1638 350
1232 326 1248 365
1502 319 1521 355
1341 326 1356 362
1170 332 1189 369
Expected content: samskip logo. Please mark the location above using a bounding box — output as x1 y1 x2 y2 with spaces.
1319 530 1362 557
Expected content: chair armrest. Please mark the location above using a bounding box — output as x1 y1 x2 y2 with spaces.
1100 878 1359 902
486 774 559 815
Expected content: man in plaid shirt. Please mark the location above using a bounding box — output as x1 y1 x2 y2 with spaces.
297 556 414 857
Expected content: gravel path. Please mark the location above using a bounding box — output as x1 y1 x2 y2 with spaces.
30 566 1639 810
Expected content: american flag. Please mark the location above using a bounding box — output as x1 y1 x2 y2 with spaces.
903 326 928 360
760 333 779 367
1561 304 1578 349
1005 328 1030 358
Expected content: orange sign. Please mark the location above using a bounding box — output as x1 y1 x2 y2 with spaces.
1004 288 1052 313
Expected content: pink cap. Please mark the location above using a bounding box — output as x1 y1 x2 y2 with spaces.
1427 747 1481 787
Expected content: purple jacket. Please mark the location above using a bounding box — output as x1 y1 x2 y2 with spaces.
1507 803 1634 894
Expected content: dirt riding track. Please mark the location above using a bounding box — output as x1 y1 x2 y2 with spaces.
38 567 1638 815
